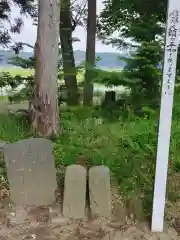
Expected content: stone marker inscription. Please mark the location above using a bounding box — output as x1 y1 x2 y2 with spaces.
63 164 87 219
89 165 112 217
4 138 57 205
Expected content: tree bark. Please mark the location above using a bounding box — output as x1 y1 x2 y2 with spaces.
32 0 60 137
60 0 79 106
83 0 96 106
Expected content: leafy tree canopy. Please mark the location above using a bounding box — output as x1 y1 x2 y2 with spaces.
98 0 167 46
0 0 36 47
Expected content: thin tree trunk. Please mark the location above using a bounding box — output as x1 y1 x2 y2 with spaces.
83 0 96 106
32 0 60 137
60 0 79 106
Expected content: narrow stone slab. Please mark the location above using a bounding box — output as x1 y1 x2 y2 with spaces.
63 164 87 219
4 138 57 205
89 165 111 217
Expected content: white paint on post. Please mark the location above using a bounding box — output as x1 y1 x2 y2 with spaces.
151 0 180 232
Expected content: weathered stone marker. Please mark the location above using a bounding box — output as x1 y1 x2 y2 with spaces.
89 165 111 217
4 138 57 205
63 164 87 219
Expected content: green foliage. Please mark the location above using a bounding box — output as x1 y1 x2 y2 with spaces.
0 0 36 46
5 53 35 102
98 0 166 45
0 69 34 103
121 41 163 108
9 56 35 69
92 68 136 87
0 72 8 88
0 114 31 142
176 46 180 80
9 75 34 103
10 84 33 102
98 0 166 112
1 90 180 216
0 71 23 89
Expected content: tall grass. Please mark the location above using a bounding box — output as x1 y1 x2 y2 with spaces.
0 67 33 77
0 90 180 218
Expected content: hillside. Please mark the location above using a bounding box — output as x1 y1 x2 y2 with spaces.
0 49 126 69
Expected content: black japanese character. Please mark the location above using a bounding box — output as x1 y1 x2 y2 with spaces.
170 37 176 42
168 25 178 38
168 85 171 89
166 73 172 78
166 41 177 52
167 77 171 83
168 66 172 72
170 9 179 24
168 57 173 66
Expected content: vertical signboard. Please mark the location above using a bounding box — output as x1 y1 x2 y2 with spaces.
151 0 180 232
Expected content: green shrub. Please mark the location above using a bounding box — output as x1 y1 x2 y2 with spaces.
0 85 180 218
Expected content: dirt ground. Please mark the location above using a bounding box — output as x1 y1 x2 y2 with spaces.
0 186 179 240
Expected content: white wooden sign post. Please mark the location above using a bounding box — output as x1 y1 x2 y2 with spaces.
151 0 180 232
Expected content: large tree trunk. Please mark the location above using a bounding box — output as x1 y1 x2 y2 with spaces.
60 0 79 106
83 0 96 106
32 0 60 137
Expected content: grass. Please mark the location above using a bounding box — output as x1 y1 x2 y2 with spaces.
0 67 33 77
0 89 180 220
0 67 84 82
0 67 121 84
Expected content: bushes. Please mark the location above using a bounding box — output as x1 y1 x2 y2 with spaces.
91 42 162 111
121 41 162 109
1 62 180 217
92 68 135 88
0 91 180 216
0 106 158 216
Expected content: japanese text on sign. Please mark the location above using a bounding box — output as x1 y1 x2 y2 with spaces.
165 9 180 95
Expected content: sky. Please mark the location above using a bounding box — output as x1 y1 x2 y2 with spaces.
10 0 118 53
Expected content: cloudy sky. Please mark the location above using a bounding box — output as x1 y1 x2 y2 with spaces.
10 0 117 53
